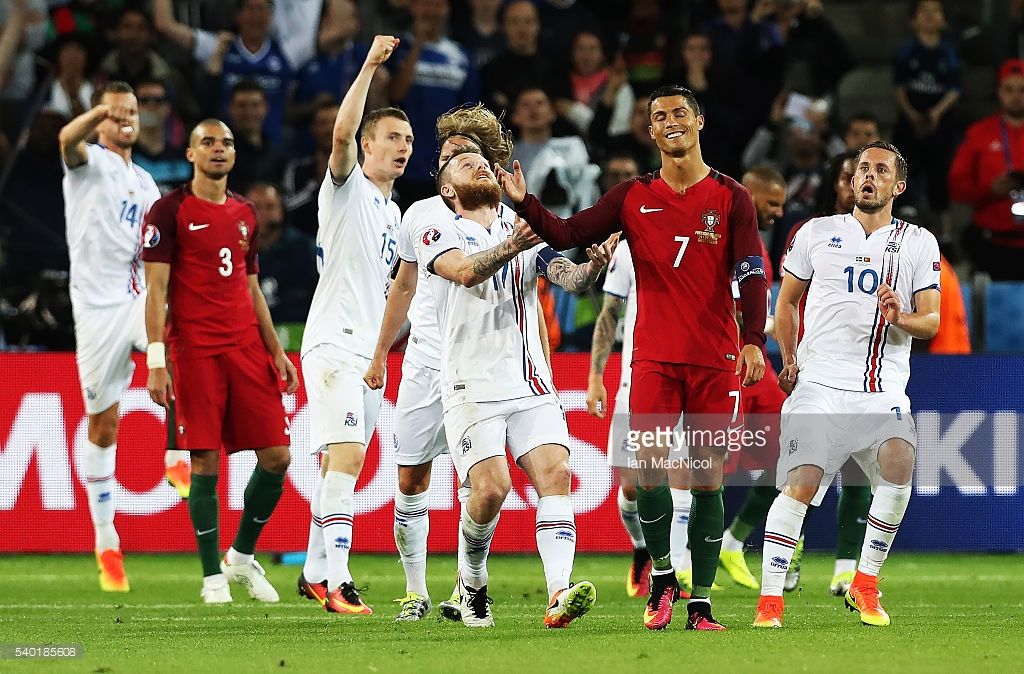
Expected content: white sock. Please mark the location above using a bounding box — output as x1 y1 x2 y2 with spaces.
460 508 499 589
834 558 857 576
225 546 253 566
858 482 911 577
303 475 326 582
394 489 430 597
617 486 645 548
321 471 356 590
164 449 188 469
760 493 807 596
84 441 119 552
721 528 744 553
670 488 692 572
535 495 576 599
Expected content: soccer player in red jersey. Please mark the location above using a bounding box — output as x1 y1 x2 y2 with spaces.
142 118 299 604
499 85 769 630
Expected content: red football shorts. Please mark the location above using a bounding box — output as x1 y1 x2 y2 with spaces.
629 360 742 441
727 360 785 473
171 341 289 452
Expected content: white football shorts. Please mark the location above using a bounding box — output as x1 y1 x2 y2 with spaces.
302 345 383 453
394 360 448 466
72 296 147 415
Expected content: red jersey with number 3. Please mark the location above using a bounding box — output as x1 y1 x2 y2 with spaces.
141 184 261 358
517 170 767 372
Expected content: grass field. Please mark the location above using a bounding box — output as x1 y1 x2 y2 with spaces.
0 552 1020 673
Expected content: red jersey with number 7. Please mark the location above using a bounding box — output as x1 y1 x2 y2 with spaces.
141 184 261 359
516 170 768 372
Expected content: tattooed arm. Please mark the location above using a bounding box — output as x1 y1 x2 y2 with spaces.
543 233 619 293
586 293 625 418
431 217 542 287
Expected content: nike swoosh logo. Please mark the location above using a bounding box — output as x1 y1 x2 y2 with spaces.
639 514 666 524
704 536 724 543
639 205 663 214
196 527 216 536
189 222 210 231
253 516 270 524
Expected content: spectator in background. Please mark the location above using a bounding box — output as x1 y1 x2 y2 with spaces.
283 101 337 237
949 59 1024 281
843 112 882 150
894 0 962 222
97 7 199 123
510 87 600 218
132 79 191 194
155 0 295 144
742 165 788 251
663 31 744 177
705 0 754 76
288 0 385 131
537 0 599 59
615 0 670 96
45 34 93 120
246 183 318 326
600 152 642 193
554 30 636 141
591 97 661 173
453 0 506 69
389 0 479 205
0 0 48 129
481 0 548 115
226 79 284 192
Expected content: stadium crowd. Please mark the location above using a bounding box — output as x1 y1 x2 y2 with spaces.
0 0 1017 351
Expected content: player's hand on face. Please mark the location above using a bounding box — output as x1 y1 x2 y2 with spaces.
586 374 607 418
367 35 399 66
778 361 798 395
585 232 620 268
147 367 174 408
272 352 299 394
737 343 766 387
363 358 386 390
495 160 528 205
510 216 543 251
877 283 903 326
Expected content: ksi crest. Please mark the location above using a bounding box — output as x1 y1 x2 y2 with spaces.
696 209 722 244
238 220 250 253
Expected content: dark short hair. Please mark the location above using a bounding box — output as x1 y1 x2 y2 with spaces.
229 79 266 102
846 112 880 131
857 140 908 183
92 80 135 106
744 165 787 191
910 0 943 17
361 107 411 140
117 7 155 32
815 148 860 215
648 84 701 118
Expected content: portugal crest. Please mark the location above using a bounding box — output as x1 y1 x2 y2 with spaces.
238 220 250 253
696 209 722 244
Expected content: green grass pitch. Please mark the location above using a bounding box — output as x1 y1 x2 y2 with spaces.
0 553 1020 673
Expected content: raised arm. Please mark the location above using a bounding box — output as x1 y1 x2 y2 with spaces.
329 35 399 182
497 160 628 249
432 218 542 287
586 292 624 418
544 233 619 293
364 260 419 390
248 274 299 393
153 0 200 52
58 104 120 168
774 273 810 394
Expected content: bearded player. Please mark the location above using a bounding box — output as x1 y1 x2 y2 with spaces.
362 104 598 621
500 84 768 631
753 141 940 628
142 118 299 603
59 80 191 592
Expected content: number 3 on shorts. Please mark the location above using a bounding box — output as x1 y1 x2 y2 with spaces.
218 247 233 277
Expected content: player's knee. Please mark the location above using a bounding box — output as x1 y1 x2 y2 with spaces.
783 484 818 505
541 460 571 495
190 451 219 476
398 468 430 495
475 477 511 511
620 481 638 501
260 449 291 475
87 414 118 447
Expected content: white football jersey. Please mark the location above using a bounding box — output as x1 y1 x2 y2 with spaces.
62 144 160 307
416 214 559 409
398 196 517 370
301 166 401 359
783 213 940 393
602 240 637 388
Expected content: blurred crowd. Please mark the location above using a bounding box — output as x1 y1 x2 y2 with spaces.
0 0 1020 351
